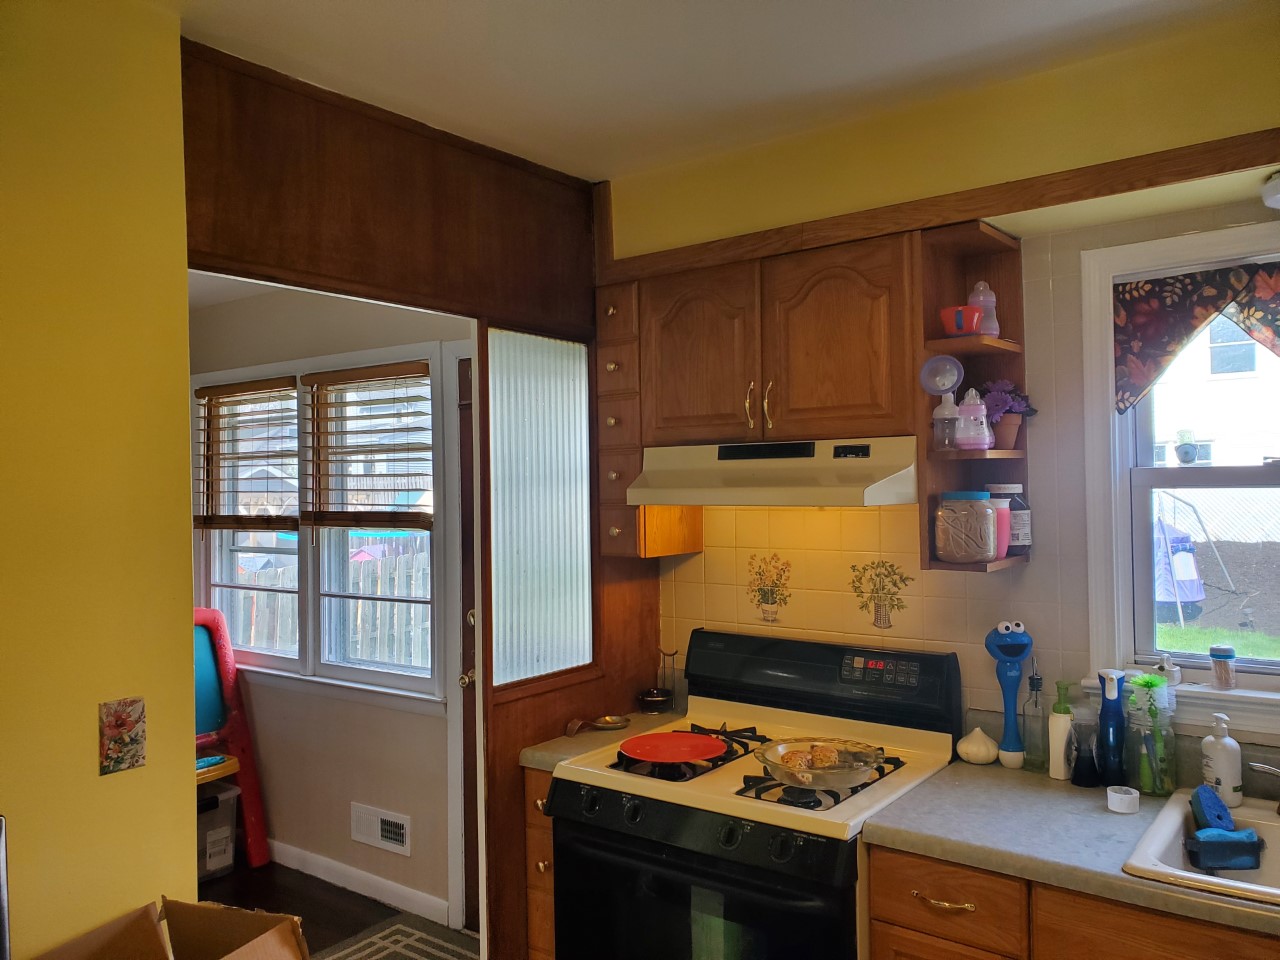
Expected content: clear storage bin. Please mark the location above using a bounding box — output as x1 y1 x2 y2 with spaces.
934 492 997 564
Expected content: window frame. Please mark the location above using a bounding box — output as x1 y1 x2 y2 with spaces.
193 342 446 700
1081 222 1280 733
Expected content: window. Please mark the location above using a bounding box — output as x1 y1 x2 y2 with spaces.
195 358 440 694
1129 291 1280 673
1208 309 1257 375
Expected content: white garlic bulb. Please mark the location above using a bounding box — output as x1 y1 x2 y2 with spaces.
957 726 999 764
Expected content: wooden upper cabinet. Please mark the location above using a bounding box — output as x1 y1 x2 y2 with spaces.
761 235 914 440
639 261 761 446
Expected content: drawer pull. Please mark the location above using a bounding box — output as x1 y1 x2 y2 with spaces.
606 305 617 316
606 416 619 427
536 860 551 874
607 470 620 481
535 798 547 812
605 361 620 372
911 890 976 912
608 526 622 537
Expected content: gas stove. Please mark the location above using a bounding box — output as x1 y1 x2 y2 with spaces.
545 630 964 960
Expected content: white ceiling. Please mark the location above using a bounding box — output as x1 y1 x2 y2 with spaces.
180 0 1220 181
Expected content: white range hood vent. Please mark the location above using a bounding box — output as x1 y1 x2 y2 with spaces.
626 437 917 508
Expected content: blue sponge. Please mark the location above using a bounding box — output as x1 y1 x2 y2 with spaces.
1190 784 1235 831
1185 827 1264 872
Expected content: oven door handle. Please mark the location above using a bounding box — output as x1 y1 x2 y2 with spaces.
559 829 837 913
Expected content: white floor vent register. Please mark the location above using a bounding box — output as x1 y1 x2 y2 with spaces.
351 802 411 856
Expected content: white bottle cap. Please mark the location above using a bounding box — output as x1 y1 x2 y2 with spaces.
1107 786 1140 814
933 392 958 419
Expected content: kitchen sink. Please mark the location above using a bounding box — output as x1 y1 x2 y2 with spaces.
1124 788 1280 906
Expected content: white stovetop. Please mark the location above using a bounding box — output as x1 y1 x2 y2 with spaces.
552 696 952 841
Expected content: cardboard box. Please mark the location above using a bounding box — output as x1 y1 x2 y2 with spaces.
33 899 309 960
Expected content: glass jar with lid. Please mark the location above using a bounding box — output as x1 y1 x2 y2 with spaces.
934 492 997 564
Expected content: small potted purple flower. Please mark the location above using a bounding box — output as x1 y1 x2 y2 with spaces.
980 380 1037 450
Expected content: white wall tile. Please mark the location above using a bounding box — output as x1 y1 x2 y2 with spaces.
703 546 736 585
736 508 769 548
660 579 675 617
674 581 705 620
705 583 737 624
703 507 737 547
802 508 843 550
769 508 807 549
672 552 705 583
841 508 881 551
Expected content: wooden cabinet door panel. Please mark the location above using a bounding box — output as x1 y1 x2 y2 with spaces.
871 922 1009 960
761 235 913 440
1031 884 1280 959
640 261 761 446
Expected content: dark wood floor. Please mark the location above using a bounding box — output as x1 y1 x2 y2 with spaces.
199 861 398 951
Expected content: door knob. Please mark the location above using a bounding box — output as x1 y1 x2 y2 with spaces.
466 608 476 627
458 668 476 688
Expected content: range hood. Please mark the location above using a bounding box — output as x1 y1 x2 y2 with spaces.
626 437 917 508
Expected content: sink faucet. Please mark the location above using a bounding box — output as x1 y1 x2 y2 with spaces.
1248 762 1280 813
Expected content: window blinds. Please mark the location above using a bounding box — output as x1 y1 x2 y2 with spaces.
194 377 300 530
301 361 433 529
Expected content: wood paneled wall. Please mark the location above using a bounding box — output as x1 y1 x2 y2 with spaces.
181 40 594 339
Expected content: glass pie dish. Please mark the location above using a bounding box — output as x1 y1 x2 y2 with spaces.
753 737 885 789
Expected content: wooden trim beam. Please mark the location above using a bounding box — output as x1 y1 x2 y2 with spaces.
597 127 1280 284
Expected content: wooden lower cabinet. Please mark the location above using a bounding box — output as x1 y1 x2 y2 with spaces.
870 846 1279 960
524 768 555 958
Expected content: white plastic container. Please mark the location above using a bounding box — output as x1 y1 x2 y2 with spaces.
932 392 959 451
1201 712 1243 809
196 780 241 880
969 281 999 337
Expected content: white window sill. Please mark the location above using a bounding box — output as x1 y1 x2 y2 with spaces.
237 664 447 717
1081 675 1280 738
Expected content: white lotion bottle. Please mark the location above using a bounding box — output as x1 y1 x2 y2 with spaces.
1202 712 1243 808
1048 680 1073 781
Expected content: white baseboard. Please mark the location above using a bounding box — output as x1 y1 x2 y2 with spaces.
269 839 450 927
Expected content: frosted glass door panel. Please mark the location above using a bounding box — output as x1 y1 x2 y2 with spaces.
488 330 593 685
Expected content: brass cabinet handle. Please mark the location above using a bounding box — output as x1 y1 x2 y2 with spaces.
607 470 620 481
911 890 976 912
457 668 476 688
536 860 551 873
764 380 775 430
606 305 617 316
744 380 755 429
608 526 622 537
535 798 547 812
606 416 619 427
605 361 620 372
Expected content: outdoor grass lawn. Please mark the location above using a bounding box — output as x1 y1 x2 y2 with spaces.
1157 623 1280 659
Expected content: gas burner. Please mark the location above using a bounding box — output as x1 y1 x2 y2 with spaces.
736 755 906 810
609 723 771 782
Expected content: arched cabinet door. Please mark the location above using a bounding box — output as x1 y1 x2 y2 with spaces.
760 235 914 440
639 260 762 446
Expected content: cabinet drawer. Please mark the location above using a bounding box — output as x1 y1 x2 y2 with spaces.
597 340 640 395
869 847 1028 959
525 824 554 893
870 921 1009 960
600 506 638 557
597 395 641 449
527 887 555 955
524 768 552 827
597 282 638 342
599 450 642 503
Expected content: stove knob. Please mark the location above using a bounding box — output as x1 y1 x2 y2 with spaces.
769 833 796 863
717 822 742 849
581 788 601 817
623 798 644 825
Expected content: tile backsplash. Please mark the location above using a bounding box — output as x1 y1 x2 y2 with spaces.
660 505 1085 715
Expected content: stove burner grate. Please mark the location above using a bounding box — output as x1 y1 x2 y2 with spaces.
609 723 770 782
737 755 905 809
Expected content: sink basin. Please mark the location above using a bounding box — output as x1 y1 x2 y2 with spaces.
1124 788 1280 906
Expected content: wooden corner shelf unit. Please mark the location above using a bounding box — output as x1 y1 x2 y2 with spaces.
915 223 1029 572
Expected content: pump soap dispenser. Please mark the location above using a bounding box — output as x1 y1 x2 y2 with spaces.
1097 669 1127 787
1202 712 1243 808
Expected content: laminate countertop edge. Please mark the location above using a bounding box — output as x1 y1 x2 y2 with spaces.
861 761 1280 938
519 710 680 771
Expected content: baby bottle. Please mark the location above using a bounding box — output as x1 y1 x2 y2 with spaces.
955 388 994 450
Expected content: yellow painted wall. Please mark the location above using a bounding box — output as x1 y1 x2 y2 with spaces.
610 2 1280 258
0 1 194 955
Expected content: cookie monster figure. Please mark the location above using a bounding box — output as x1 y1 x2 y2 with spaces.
984 621 1033 769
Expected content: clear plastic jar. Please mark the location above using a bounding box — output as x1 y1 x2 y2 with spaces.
1125 681 1177 796
934 492 997 564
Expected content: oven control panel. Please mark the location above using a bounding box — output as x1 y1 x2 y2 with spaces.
840 654 920 689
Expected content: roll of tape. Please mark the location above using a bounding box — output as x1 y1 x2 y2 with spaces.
1107 785 1140 814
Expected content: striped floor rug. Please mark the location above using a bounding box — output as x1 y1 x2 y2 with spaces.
313 912 480 960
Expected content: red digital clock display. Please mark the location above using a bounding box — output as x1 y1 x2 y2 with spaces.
869 660 885 670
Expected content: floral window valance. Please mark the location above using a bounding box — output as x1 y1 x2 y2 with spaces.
1113 260 1280 413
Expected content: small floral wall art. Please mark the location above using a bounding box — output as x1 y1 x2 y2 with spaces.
99 696 146 775
746 552 792 623
850 560 913 629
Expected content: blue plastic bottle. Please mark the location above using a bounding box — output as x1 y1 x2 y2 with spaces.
1097 670 1127 786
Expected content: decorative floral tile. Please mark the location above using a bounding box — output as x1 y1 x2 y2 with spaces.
99 696 146 775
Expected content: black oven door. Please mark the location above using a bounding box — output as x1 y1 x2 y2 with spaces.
553 819 856 960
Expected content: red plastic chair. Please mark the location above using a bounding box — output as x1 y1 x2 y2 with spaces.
194 607 271 868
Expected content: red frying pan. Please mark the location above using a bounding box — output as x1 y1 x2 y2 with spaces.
619 732 727 763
